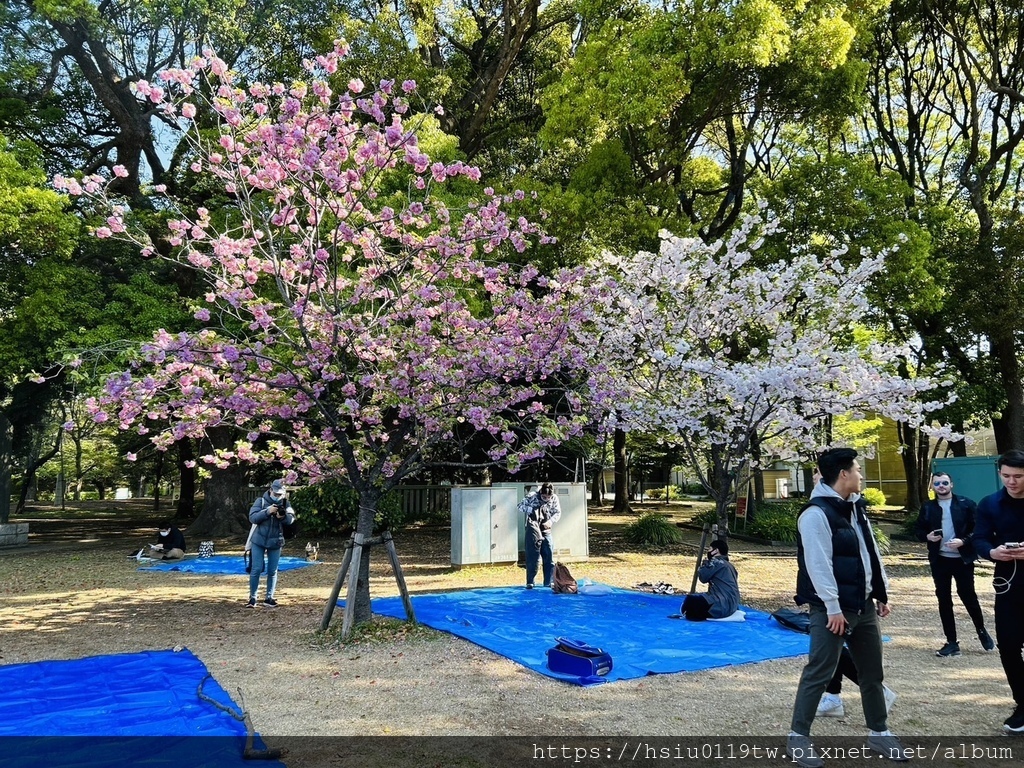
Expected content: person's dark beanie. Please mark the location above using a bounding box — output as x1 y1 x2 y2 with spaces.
710 539 728 557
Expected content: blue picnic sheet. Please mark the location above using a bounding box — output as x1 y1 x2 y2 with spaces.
0 648 283 767
139 554 318 574
368 584 811 686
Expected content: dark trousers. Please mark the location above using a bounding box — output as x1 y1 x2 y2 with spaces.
681 594 712 621
930 556 986 643
995 582 1024 705
791 603 888 735
825 646 858 694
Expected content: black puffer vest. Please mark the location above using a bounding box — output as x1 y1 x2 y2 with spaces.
796 496 887 613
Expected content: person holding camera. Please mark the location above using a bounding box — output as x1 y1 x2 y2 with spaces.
914 471 993 657
523 483 561 589
679 539 739 620
974 449 1024 733
246 479 295 608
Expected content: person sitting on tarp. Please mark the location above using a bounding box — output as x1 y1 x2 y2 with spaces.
146 523 186 561
680 539 739 620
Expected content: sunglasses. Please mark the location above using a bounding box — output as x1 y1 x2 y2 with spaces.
932 480 950 487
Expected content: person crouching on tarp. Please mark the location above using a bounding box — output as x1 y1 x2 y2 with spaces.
680 539 739 620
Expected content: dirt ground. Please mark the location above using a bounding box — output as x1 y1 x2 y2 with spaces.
0 503 1018 746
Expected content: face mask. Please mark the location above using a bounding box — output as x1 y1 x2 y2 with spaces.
159 529 170 537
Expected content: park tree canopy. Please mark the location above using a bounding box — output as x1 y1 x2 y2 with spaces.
60 45 601 624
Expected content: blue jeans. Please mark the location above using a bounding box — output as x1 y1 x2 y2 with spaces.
526 529 554 586
249 543 281 600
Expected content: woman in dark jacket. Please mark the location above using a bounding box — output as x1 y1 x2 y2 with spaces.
246 479 295 608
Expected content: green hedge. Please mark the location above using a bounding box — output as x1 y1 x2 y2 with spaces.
645 486 682 500
748 501 804 542
623 513 683 546
289 481 404 537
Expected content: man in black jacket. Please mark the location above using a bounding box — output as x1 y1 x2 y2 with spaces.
915 471 994 657
974 449 1024 733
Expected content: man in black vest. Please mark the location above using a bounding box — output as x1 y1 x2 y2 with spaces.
915 471 993 657
786 448 907 767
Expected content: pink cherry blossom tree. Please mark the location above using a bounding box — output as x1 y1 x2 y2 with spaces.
56 43 595 625
584 212 955 533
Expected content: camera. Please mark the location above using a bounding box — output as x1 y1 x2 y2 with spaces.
1004 542 1022 549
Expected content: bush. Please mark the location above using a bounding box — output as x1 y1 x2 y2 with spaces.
748 502 801 542
680 482 708 495
692 508 720 527
288 481 404 537
898 513 920 539
645 485 682 500
861 487 887 507
623 513 683 546
873 524 892 554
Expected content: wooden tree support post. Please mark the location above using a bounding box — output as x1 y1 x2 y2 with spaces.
382 530 416 626
340 532 365 640
319 538 355 631
689 523 716 594
319 531 417 640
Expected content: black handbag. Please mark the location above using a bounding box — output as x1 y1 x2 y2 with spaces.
771 606 810 633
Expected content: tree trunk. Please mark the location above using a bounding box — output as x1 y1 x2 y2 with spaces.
711 446 732 542
0 411 12 524
73 433 84 501
992 333 1024 452
590 465 604 506
351 488 382 626
612 427 630 513
16 429 62 515
186 429 249 537
176 438 196 519
152 450 164 511
896 422 929 512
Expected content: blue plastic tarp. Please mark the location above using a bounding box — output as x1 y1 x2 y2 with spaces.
139 554 318 574
369 585 811 686
0 648 283 767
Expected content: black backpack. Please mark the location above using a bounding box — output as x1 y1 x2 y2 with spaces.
771 606 810 633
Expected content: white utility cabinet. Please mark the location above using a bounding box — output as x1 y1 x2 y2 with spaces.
493 482 589 562
450 486 519 567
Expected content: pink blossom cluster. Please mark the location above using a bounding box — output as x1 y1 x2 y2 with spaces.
61 44 596 488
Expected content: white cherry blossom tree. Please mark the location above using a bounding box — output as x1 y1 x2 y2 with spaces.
586 213 954 531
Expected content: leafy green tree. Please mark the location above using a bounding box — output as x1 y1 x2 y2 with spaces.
538 0 883 251
0 134 79 523
846 0 1024 501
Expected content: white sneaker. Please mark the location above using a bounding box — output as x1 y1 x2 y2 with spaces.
816 692 845 718
883 684 897 713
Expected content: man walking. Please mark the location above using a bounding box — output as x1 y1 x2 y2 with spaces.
915 471 994 657
974 449 1024 733
786 448 906 767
